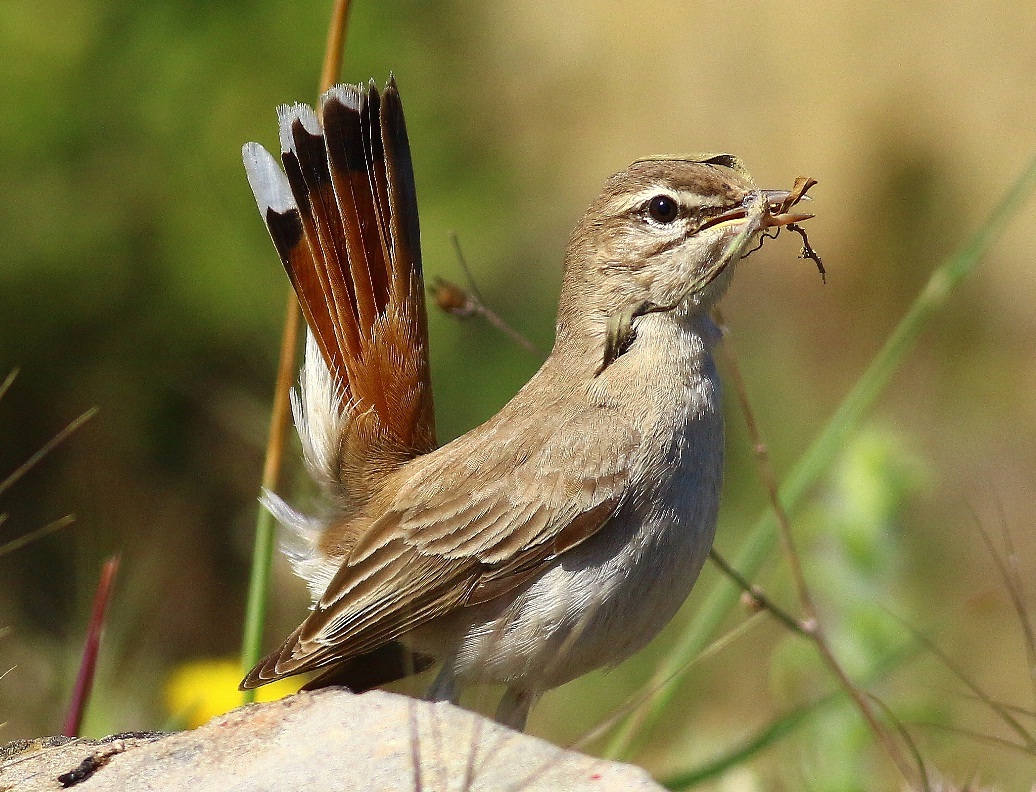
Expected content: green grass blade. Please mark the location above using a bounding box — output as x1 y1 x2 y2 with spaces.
662 696 831 789
661 643 916 789
606 152 1036 760
240 505 277 702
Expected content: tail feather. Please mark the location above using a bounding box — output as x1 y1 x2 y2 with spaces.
243 140 348 389
321 83 392 326
243 77 437 501
261 485 337 601
277 101 364 374
300 642 435 693
242 78 439 692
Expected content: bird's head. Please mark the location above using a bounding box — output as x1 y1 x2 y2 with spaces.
557 156 816 368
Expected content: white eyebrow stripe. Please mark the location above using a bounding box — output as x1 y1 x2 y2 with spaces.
613 188 732 214
612 188 674 214
679 190 729 208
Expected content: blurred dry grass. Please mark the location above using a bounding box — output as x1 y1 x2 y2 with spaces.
0 0 1034 789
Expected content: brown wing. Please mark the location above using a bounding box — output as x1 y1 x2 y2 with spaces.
241 403 638 687
243 77 435 489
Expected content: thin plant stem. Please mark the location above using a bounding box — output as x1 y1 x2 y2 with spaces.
0 408 97 499
0 515 75 558
447 233 545 357
604 151 1036 760
570 614 766 756
918 721 1034 757
955 692 1035 720
707 549 806 637
716 306 916 784
239 296 300 700
661 642 917 789
320 0 352 95
63 556 120 737
239 0 353 702
968 503 1036 710
0 369 17 402
994 502 1036 709
663 692 839 789
890 612 1035 751
450 232 487 305
505 616 768 792
0 399 91 580
865 690 932 792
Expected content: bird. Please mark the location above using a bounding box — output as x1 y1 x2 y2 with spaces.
239 76 815 731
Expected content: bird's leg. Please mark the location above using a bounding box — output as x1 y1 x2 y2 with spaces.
425 660 461 704
495 687 538 732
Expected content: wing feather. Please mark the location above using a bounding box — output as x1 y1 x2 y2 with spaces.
243 404 638 685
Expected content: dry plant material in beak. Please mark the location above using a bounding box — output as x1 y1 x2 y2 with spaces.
764 176 825 282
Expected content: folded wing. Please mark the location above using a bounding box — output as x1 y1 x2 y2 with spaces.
242 406 638 687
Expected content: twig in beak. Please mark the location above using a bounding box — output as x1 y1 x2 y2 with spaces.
779 177 819 213
761 177 824 282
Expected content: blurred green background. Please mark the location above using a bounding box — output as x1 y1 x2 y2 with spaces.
1 0 1034 788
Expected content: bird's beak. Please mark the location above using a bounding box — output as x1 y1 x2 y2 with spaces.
697 205 750 233
698 178 818 237
692 175 821 291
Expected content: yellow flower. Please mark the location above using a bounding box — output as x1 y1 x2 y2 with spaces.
165 658 304 729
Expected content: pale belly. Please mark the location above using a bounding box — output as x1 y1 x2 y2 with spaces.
410 354 724 694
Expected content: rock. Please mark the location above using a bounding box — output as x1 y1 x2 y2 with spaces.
0 688 664 791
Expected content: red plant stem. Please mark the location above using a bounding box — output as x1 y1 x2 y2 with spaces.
63 556 120 737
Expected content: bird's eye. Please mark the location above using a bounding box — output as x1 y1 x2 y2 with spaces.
647 195 679 224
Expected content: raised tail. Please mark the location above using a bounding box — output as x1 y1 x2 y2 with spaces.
241 79 438 689
243 77 437 504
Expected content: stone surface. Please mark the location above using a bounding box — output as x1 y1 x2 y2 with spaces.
0 688 665 791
